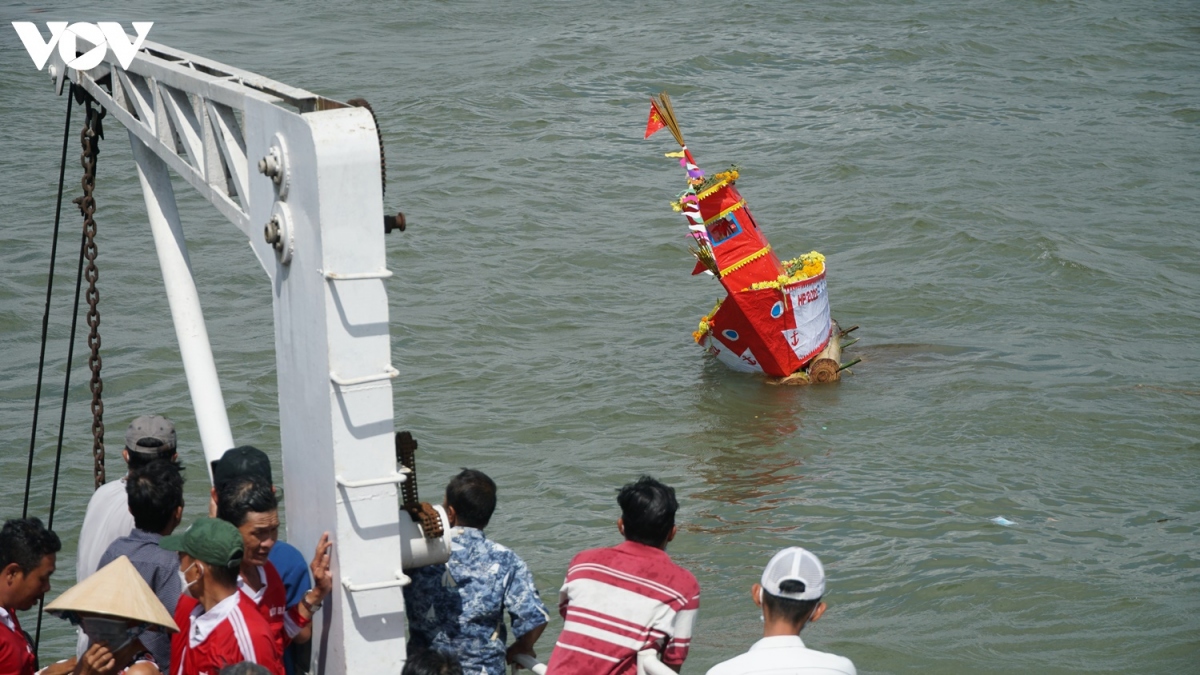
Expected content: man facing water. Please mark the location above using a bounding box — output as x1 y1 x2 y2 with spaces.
705 547 855 675
546 476 699 675
97 458 186 668
77 416 179 584
403 469 548 675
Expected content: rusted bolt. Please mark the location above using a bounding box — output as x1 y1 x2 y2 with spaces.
384 211 406 233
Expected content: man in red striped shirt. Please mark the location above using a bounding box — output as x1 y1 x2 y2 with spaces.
547 476 699 674
163 517 283 675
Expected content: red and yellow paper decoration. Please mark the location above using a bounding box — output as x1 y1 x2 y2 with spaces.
648 98 833 377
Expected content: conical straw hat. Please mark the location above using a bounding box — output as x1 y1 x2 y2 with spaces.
46 555 179 632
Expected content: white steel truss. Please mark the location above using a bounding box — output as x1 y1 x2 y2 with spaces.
47 34 419 675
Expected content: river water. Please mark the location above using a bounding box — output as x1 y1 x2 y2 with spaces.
1 1 1197 672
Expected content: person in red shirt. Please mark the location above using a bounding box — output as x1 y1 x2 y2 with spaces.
0 518 60 675
547 476 700 675
161 518 283 675
214 477 332 659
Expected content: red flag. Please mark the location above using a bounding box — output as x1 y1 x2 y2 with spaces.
644 99 667 139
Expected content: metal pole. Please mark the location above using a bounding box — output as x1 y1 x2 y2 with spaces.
129 132 235 469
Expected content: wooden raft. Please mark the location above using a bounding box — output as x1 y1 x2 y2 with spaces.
768 321 860 386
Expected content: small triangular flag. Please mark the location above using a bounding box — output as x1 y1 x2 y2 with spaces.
645 99 667 139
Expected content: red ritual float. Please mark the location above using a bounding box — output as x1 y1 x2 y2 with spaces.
646 92 858 384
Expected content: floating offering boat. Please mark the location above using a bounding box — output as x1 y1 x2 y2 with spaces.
646 92 858 384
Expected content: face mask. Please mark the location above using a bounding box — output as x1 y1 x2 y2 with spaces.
180 561 201 598
81 616 140 651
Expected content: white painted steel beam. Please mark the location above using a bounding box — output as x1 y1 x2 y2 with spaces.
51 33 415 675
129 134 235 468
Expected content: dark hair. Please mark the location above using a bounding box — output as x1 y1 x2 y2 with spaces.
402 650 462 675
202 558 241 586
126 459 185 533
762 580 821 627
216 476 277 527
444 469 496 529
617 476 677 547
0 518 62 573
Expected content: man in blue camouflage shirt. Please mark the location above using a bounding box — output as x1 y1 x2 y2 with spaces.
404 469 548 675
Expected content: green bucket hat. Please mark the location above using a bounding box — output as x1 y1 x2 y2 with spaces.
160 517 244 568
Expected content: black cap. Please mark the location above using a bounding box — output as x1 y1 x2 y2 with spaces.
210 445 272 490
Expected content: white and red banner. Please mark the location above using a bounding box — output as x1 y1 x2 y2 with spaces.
783 273 831 364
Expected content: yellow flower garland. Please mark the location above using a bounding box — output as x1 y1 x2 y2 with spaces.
692 298 723 343
747 251 826 291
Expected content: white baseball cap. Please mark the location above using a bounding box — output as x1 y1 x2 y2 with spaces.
761 547 825 601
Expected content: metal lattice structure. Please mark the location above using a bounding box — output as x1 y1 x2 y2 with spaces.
46 35 431 674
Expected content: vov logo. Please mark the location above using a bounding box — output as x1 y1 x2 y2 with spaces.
11 22 153 71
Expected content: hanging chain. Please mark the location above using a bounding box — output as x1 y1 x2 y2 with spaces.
73 96 107 489
347 98 385 197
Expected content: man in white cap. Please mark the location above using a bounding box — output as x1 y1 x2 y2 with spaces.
706 547 856 675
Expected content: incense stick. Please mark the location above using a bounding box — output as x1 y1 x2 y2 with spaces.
652 91 686 147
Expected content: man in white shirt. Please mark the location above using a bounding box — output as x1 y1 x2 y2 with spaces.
706 547 856 675
75 414 178 657
76 415 179 582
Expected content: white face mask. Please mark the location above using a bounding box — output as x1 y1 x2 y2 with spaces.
180 561 202 598
81 616 140 651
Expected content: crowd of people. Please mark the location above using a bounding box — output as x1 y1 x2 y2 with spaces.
400 473 855 675
1 414 856 675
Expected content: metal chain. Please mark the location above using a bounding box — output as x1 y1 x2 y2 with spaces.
72 97 107 489
347 98 385 196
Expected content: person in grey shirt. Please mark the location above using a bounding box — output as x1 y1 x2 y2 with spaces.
76 414 179 659
97 458 185 668
77 415 179 583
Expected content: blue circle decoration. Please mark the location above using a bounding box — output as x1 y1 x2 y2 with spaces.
770 301 784 319
722 329 740 341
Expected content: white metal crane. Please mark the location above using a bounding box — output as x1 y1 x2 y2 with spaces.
42 32 447 675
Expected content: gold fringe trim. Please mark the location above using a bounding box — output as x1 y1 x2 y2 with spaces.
696 169 740 200
719 245 772 278
704 200 747 226
696 179 729 201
